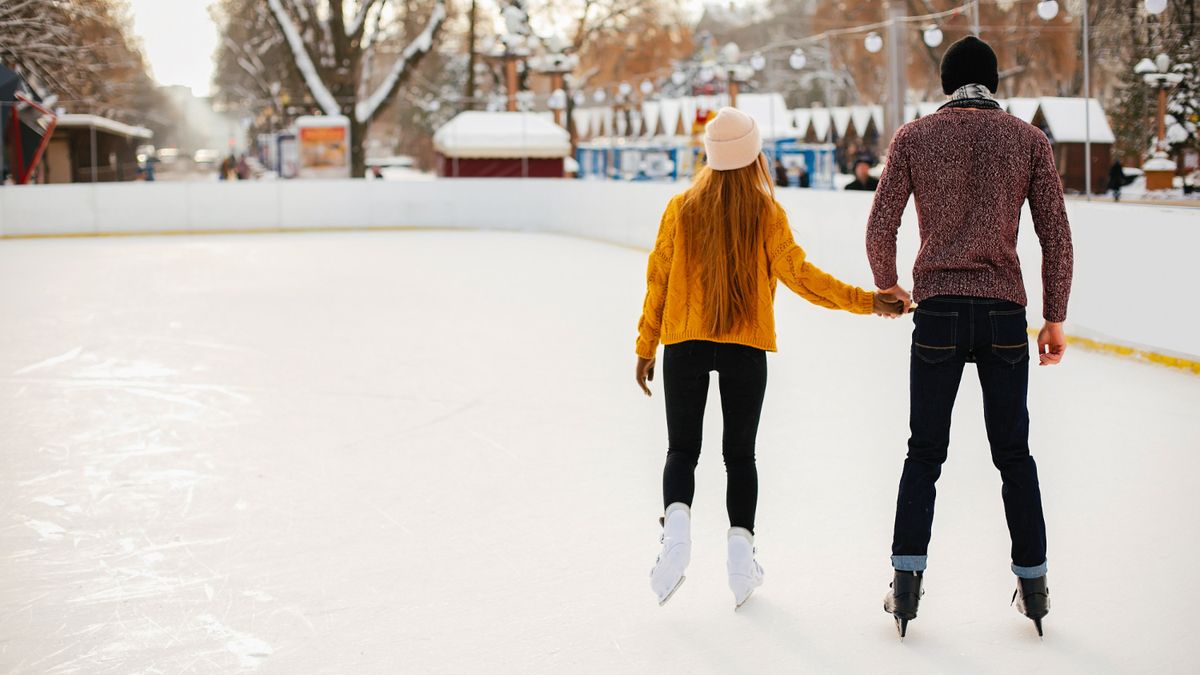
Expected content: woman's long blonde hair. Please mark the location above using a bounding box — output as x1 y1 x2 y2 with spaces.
679 153 776 336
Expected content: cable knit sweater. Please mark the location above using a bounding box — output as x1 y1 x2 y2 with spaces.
865 107 1074 322
636 195 875 360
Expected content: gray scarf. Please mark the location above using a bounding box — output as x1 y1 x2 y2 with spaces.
939 83 1001 111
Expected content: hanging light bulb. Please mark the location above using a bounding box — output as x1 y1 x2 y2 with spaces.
749 52 767 71
618 81 633 97
699 66 716 83
640 79 654 95
923 25 944 48
864 32 883 53
573 91 586 106
1144 0 1167 14
547 89 566 111
788 48 807 70
593 89 607 103
671 71 688 86
1036 0 1059 20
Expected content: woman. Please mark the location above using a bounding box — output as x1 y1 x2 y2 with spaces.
636 107 902 608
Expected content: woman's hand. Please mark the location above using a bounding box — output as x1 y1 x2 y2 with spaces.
873 292 906 318
636 357 656 397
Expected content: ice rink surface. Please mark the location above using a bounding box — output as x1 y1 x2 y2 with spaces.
1 230 1197 674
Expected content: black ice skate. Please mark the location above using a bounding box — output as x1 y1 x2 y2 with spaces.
1012 575 1050 638
883 570 924 639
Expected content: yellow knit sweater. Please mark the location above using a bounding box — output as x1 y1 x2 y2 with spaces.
635 194 876 360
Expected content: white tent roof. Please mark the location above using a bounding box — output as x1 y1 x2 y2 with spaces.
849 105 881 136
793 109 812 138
659 98 683 136
574 108 593 139
916 102 942 118
641 101 661 137
1037 97 1115 143
680 97 699 135
809 108 831 141
433 111 570 158
830 107 852 136
904 104 919 123
736 93 797 139
1005 98 1040 123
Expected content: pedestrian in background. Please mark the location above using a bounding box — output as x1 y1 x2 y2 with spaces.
844 158 879 191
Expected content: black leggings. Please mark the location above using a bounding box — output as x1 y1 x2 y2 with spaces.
661 340 767 532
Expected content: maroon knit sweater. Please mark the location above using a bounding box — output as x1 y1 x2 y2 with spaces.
865 107 1074 322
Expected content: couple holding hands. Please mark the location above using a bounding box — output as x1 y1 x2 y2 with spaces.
634 37 1072 638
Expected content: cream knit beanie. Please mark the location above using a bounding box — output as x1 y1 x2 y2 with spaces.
703 107 763 171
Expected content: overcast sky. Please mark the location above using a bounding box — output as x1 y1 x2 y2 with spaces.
128 0 220 97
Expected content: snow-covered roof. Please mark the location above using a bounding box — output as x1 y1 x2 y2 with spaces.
433 111 570 158
1005 98 1039 123
736 93 797 139
295 114 349 128
1037 97 1115 144
54 113 153 139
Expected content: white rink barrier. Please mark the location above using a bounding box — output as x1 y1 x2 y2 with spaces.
1 179 1197 364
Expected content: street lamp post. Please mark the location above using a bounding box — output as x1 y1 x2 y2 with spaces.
1136 54 1185 190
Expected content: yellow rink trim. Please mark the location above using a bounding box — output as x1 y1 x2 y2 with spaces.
3 225 1196 376
1026 328 1200 376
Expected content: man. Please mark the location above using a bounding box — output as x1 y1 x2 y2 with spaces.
774 157 790 188
1108 159 1126 202
844 158 878 191
796 160 811 188
865 36 1073 639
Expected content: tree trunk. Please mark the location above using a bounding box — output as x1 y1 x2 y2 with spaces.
351 117 368 178
466 0 477 111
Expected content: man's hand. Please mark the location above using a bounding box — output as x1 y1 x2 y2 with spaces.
636 356 656 396
873 292 905 317
1037 322 1067 366
878 284 913 316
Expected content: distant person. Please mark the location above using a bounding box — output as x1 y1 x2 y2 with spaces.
796 161 811 189
844 158 878 191
1108 159 1126 202
219 155 235 181
866 35 1073 639
236 154 250 180
635 107 903 609
372 166 384 179
773 158 789 188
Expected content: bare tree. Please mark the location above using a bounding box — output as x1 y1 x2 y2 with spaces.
262 0 448 176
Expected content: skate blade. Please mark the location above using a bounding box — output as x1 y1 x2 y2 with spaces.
734 589 754 611
657 575 685 606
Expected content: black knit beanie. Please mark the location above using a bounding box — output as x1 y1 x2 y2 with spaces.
940 36 999 95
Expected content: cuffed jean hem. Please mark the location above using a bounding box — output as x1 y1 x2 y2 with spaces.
1012 561 1047 579
891 555 927 572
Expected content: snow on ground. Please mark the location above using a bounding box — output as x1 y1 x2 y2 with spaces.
0 230 1197 674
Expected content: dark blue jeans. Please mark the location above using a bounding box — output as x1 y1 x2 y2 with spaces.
891 296 1048 578
662 340 767 532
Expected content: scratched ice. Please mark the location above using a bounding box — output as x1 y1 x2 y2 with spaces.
1 231 1196 673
